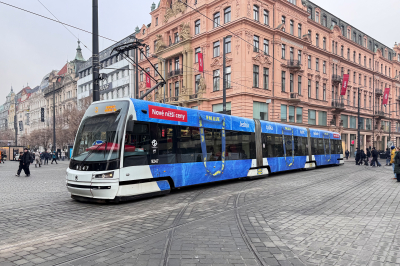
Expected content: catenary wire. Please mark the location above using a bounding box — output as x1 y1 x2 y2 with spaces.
0 1 117 42
37 0 91 52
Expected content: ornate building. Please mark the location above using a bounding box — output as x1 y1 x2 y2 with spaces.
0 87 14 132
136 0 400 152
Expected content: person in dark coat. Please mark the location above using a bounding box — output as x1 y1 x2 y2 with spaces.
44 151 50 165
355 149 361 165
51 151 58 164
15 152 25 176
345 150 350 160
19 148 31 176
371 147 381 167
394 147 400 182
385 148 391 165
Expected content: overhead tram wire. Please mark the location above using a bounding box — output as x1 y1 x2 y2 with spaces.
0 1 117 43
37 0 91 52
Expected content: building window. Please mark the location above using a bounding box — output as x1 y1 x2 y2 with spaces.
213 41 220 57
298 76 301 95
224 7 231 23
264 10 269 25
323 83 326 101
298 50 302 62
195 20 200 35
341 46 344 57
253 65 259 88
318 111 327 126
195 47 201 63
290 47 294 60
281 71 286 92
281 44 286 59
289 106 295 122
195 75 201 92
308 79 311 98
225 66 231 88
323 61 326 73
316 34 319 47
296 107 303 123
155 17 158 26
322 15 327 26
290 20 294 35
140 70 144 82
175 81 179 97
263 68 269 90
315 11 320 23
308 110 316 125
213 12 220 28
263 39 269 55
323 37 326 50
254 36 259 52
253 102 268 121
225 36 231 53
307 7 312 19
308 55 311 69
254 5 259 21
289 73 294 92
213 70 220 91
298 24 302 38
341 115 348 128
212 102 231 115
316 58 319 71
316 81 319 99
281 105 287 122
174 57 179 70
174 32 179 43
281 16 286 31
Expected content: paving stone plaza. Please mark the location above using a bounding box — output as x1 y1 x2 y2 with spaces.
0 159 400 266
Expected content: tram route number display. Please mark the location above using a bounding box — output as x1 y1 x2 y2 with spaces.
148 105 188 122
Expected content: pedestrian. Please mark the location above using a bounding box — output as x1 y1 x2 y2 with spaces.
61 150 65 161
371 147 381 167
44 151 49 165
345 150 349 160
51 151 58 164
367 148 371 165
30 150 35 164
15 152 25 176
394 147 400 182
385 148 391 166
390 146 396 179
20 148 31 176
34 150 41 168
354 150 357 158
355 149 360 165
361 150 367 165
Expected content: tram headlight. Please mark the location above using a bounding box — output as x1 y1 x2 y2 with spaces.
93 171 114 179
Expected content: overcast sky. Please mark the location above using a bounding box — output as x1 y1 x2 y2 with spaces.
0 0 399 104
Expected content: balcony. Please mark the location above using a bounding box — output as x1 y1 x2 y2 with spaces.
287 93 301 103
331 99 345 112
374 110 385 119
189 93 198 100
167 68 183 78
332 75 342 84
375 89 383 96
285 60 302 70
170 96 179 102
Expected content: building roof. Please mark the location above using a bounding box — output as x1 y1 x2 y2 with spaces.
75 41 85 62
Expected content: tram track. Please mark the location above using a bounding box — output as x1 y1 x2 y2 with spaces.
0 166 359 255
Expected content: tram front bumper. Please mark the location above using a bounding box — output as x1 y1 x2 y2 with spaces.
66 181 119 200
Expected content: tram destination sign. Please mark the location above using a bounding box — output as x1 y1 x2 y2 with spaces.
149 105 188 122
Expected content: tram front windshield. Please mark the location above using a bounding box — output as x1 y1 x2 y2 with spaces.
72 101 128 163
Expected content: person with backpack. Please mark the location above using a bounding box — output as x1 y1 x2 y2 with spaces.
51 151 58 164
371 147 381 167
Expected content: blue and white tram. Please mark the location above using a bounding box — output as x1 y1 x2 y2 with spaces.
66 99 343 202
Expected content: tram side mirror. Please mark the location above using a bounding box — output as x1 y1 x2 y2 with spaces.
127 120 134 132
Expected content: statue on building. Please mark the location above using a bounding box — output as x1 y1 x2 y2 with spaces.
198 76 206 94
179 22 191 41
164 0 186 23
155 35 166 52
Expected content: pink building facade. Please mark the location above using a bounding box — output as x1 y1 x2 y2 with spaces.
136 0 400 154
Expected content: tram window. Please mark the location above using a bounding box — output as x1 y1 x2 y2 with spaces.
226 131 256 160
177 126 202 163
323 138 331 154
317 139 324 155
284 135 294 157
124 122 150 167
158 124 177 164
262 134 273 158
311 138 318 155
294 136 307 156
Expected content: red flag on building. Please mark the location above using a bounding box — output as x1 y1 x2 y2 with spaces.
340 74 349 95
146 72 151 88
382 87 390 105
198 53 204 72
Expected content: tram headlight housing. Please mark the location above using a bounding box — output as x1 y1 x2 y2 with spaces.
93 171 114 179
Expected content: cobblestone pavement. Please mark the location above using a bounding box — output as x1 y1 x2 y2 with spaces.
0 159 399 266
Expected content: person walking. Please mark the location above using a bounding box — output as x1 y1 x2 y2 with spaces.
355 149 361 165
371 147 381 167
34 150 41 168
51 151 58 164
20 148 31 176
390 146 396 179
61 150 65 161
367 148 372 165
15 152 25 176
394 147 400 182
44 151 50 165
385 148 391 166
345 150 349 160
